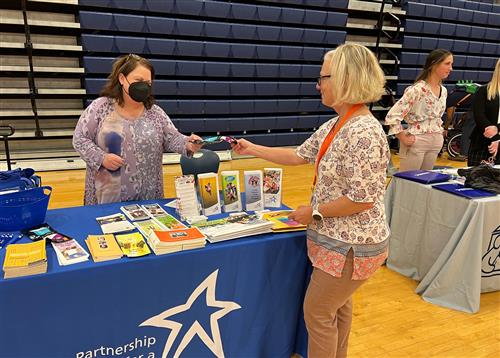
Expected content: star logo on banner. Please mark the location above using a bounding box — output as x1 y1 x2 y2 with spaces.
139 269 241 358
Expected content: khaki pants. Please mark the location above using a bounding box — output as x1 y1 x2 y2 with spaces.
303 250 366 358
398 132 444 171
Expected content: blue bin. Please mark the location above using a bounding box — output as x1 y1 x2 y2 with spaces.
0 186 51 231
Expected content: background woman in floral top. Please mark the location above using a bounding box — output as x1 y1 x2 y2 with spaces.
385 49 453 171
232 44 390 358
73 54 202 205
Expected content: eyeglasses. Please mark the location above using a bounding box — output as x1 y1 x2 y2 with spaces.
316 75 331 86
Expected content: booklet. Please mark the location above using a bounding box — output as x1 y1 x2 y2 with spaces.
96 213 135 234
198 172 221 216
244 170 264 211
141 203 168 217
432 183 497 199
120 204 149 221
133 218 165 239
174 175 200 219
85 234 123 262
263 168 283 208
262 210 307 232
50 235 89 266
3 240 47 279
393 170 451 184
221 171 242 213
115 232 151 257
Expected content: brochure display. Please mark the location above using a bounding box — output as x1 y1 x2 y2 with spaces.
174 175 200 219
197 173 221 216
244 170 264 211
220 171 242 213
263 168 283 208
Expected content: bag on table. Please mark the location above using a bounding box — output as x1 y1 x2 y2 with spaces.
0 168 41 194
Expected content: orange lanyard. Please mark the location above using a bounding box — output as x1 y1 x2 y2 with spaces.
312 103 363 188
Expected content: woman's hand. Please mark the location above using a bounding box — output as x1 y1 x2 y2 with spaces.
488 141 499 156
231 138 256 156
397 131 416 147
102 153 125 171
186 134 203 153
288 205 313 225
484 126 499 139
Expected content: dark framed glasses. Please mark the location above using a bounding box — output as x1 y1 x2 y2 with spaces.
317 75 331 86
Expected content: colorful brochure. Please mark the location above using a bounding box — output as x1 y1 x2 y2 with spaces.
244 170 264 211
198 172 221 216
115 232 151 257
221 171 242 213
263 168 282 208
262 210 307 232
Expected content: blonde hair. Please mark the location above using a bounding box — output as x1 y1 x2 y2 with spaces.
323 44 386 106
487 58 500 101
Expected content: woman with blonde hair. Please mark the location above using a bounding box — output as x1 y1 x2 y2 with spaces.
232 43 390 357
385 49 453 171
468 58 500 166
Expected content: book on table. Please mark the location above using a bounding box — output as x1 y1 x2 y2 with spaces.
261 210 307 232
96 213 135 234
194 212 274 243
120 204 149 221
141 203 187 230
85 234 123 262
393 170 451 184
2 239 47 279
147 227 206 255
50 234 89 266
115 232 151 257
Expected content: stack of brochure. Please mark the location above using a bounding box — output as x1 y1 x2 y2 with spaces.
148 227 206 255
50 235 89 266
3 240 47 279
85 234 123 262
120 204 149 221
141 203 187 230
96 213 135 234
115 232 151 257
133 218 165 239
194 212 274 243
174 175 200 219
261 210 307 232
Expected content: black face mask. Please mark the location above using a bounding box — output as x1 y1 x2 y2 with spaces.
124 77 151 103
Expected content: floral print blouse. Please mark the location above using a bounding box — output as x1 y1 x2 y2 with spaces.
73 97 189 205
296 114 390 280
385 80 447 136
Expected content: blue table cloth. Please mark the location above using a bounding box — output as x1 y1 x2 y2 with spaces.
0 199 310 358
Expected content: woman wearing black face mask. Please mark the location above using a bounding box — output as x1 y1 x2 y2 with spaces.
73 54 203 205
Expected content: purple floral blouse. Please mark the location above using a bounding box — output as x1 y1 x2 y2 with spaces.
296 114 390 280
73 97 189 205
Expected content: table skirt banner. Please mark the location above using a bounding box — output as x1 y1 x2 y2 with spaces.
385 178 500 313
0 199 310 358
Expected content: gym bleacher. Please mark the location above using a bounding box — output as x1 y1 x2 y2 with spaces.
0 0 498 169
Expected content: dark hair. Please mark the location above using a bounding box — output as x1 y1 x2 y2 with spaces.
100 54 156 109
415 49 452 83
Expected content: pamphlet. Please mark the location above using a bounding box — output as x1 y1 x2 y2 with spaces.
96 213 135 234
263 168 282 208
244 170 264 211
198 172 221 216
221 171 242 213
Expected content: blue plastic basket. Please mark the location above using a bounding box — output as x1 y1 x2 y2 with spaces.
0 186 52 231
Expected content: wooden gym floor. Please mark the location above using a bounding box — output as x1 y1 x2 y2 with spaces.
38 153 500 358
